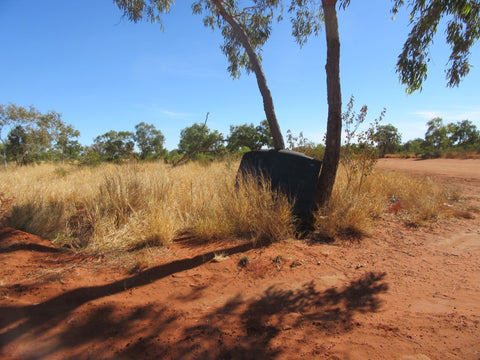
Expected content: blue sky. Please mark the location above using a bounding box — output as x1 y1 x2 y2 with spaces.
1 0 479 150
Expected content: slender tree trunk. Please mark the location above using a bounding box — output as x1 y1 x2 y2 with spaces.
1 134 6 169
313 0 342 209
211 0 285 150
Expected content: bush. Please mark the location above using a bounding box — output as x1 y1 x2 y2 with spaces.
79 149 102 167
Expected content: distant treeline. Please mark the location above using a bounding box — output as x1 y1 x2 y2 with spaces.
1 103 479 167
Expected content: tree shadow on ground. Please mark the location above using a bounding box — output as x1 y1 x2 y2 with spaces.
0 241 255 352
117 272 389 359
1 234 388 359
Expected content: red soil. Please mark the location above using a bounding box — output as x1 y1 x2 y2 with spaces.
1 159 480 360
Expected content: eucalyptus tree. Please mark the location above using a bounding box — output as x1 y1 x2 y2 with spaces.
227 123 266 151
289 0 480 207
424 117 451 151
0 104 38 168
29 110 65 161
5 125 29 165
114 0 285 149
93 130 136 161
55 124 82 163
373 124 402 157
134 122 166 159
256 119 275 148
450 120 480 149
178 122 224 156
289 0 346 207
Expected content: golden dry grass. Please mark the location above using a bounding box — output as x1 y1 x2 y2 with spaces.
0 161 294 253
0 160 459 252
312 166 458 239
0 192 14 225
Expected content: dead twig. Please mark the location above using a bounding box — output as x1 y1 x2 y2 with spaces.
171 273 201 278
393 332 423 347
392 248 415 257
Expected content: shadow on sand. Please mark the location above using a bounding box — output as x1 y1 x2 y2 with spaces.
0 236 388 359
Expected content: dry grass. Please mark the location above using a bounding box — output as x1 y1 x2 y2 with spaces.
312 167 458 240
313 168 382 240
23 268 69 285
0 161 294 253
444 151 480 160
0 159 460 252
0 193 14 225
212 252 229 262
170 162 294 243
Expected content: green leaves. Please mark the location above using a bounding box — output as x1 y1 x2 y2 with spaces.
0 104 82 165
226 121 273 152
113 0 174 26
290 0 479 94
192 0 282 78
178 122 224 156
394 0 480 93
134 122 166 159
372 124 402 157
94 130 135 161
289 0 324 47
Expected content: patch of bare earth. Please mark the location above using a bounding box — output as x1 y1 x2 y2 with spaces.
1 159 479 359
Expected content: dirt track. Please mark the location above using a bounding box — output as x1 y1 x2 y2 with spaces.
1 159 479 360
376 158 480 183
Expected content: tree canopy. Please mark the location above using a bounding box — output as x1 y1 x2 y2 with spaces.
0 104 81 167
392 0 480 93
373 124 402 157
134 122 166 159
93 130 136 162
450 119 480 148
421 117 480 155
178 122 224 156
226 120 273 152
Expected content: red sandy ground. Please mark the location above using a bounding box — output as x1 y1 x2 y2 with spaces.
1 158 479 360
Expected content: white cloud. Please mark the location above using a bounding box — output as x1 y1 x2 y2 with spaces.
131 55 223 81
131 104 196 120
159 109 194 118
413 110 441 120
413 109 480 122
444 110 480 122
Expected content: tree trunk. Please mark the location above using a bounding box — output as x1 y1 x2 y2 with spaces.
211 0 285 150
1 133 6 169
2 147 6 169
313 0 342 209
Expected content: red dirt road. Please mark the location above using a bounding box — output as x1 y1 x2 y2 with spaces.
376 158 480 183
1 159 479 360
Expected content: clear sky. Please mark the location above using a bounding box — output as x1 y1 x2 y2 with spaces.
1 0 479 150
